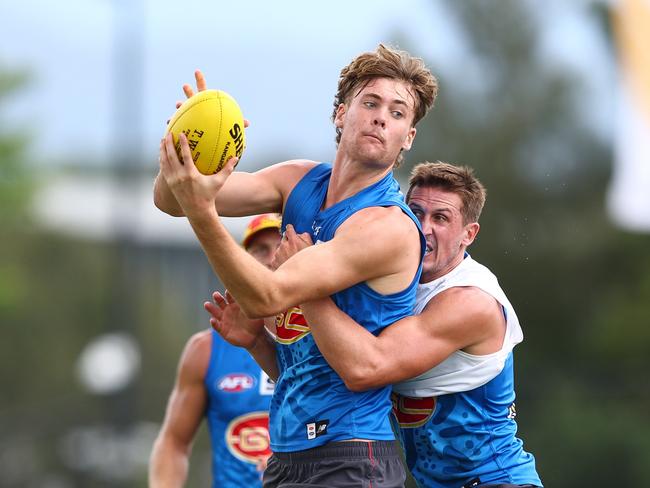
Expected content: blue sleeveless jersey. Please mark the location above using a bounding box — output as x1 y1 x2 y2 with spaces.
392 353 542 487
270 162 425 452
204 330 274 488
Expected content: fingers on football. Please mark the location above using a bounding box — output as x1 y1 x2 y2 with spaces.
182 81 194 98
163 133 180 167
178 132 194 167
195 70 207 91
219 157 238 179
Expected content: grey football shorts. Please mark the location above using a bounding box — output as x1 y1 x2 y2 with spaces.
263 440 406 488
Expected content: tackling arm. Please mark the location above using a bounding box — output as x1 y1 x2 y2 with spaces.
301 287 505 391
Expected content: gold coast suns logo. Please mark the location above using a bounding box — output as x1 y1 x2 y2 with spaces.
391 392 436 428
225 411 271 464
275 306 310 344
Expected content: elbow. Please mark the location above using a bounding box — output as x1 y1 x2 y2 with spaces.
340 365 386 392
343 378 369 392
240 284 292 318
151 432 192 459
153 194 185 217
239 296 281 320
241 305 271 320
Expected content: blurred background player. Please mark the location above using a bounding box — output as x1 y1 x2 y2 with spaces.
148 214 282 488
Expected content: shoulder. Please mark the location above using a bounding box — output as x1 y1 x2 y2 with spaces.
256 159 321 198
179 329 213 378
257 159 320 178
338 205 419 242
346 204 418 228
332 206 420 273
185 329 212 353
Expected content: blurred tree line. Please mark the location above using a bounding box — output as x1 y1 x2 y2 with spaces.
1 0 649 486
0 67 218 485
396 1 650 486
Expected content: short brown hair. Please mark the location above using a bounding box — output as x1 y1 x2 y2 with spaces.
406 161 486 224
332 44 438 165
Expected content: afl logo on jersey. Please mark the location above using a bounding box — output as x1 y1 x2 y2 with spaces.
225 411 271 464
275 306 311 344
391 393 436 428
217 373 256 392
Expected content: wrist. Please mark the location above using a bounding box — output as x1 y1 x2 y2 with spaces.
184 203 219 224
246 328 273 354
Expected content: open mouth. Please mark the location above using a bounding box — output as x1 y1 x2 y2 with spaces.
425 243 434 255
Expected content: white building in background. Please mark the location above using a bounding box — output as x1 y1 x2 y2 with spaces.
31 172 254 339
32 173 251 245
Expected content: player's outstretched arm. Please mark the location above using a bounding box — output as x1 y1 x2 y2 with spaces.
186 204 421 319
154 70 316 218
154 145 313 218
149 331 210 487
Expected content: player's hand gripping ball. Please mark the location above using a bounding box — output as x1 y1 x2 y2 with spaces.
165 89 246 175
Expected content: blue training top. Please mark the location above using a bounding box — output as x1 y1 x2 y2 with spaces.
270 162 425 452
392 353 542 488
204 330 274 488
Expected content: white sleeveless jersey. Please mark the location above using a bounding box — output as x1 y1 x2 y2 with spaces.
393 254 524 398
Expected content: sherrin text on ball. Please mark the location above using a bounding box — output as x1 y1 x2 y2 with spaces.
165 89 246 175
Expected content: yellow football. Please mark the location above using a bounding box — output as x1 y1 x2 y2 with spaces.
165 89 246 175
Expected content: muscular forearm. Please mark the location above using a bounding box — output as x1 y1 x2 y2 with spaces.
188 210 287 318
149 438 190 488
301 298 385 391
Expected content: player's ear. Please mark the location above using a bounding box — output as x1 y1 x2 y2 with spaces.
402 127 416 151
463 222 480 246
334 104 346 128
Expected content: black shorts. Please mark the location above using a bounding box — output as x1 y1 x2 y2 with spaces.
263 440 406 488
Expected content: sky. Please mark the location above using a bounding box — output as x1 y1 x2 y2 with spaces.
1 0 612 168
1 0 458 169
0 0 619 241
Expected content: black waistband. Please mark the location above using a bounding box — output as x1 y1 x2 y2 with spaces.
272 440 400 462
